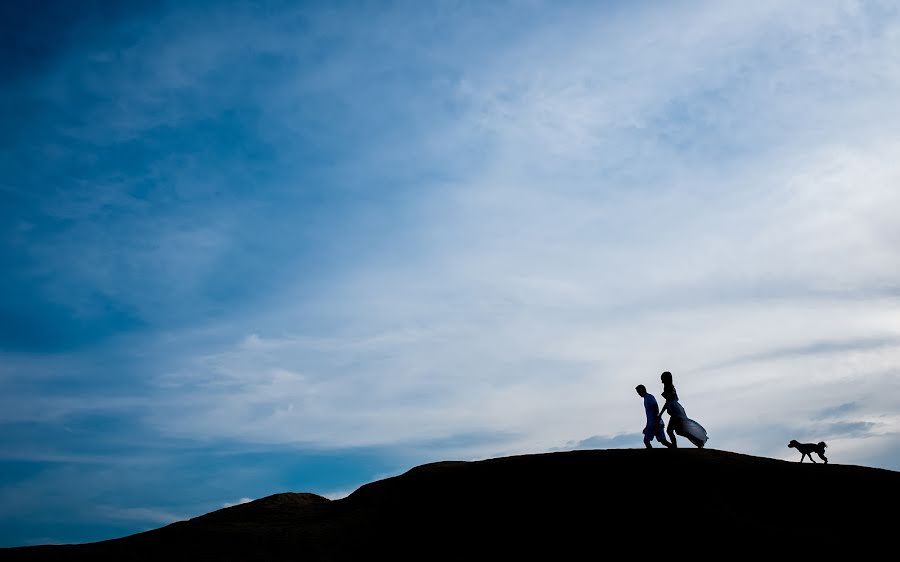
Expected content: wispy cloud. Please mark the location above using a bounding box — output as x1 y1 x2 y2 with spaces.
813 402 861 420
697 338 900 372
96 506 184 525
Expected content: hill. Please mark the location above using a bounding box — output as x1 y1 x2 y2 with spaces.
3 448 897 560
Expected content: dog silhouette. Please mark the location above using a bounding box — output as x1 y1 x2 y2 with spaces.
788 440 828 464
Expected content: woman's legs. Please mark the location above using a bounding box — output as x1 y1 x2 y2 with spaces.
667 425 678 448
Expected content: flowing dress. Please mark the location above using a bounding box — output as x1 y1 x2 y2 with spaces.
666 398 709 448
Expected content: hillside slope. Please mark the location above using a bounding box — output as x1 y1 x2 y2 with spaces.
4 448 898 560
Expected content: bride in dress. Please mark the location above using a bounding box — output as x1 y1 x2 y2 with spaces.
658 371 708 448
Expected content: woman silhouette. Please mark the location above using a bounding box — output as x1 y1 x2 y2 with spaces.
658 371 708 448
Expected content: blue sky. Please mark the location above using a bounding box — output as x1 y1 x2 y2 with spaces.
3 0 900 547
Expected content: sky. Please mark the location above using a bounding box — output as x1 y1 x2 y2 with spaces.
2 0 900 547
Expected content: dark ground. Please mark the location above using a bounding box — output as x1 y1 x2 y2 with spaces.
3 448 897 560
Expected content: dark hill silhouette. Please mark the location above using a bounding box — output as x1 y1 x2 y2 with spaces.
3 448 897 560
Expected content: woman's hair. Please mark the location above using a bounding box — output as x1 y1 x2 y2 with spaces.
661 371 677 400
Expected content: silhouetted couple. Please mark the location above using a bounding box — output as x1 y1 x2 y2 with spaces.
636 371 709 448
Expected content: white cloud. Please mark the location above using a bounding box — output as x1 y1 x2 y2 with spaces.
322 489 353 500
221 497 253 508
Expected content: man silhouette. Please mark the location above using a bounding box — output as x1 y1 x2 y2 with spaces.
636 384 673 449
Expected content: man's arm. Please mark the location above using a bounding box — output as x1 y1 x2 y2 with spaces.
658 401 668 419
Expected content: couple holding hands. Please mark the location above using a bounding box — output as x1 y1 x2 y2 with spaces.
636 371 708 449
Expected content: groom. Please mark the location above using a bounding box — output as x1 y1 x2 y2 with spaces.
635 384 673 448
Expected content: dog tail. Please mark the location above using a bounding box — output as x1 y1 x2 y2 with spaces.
818 441 827 449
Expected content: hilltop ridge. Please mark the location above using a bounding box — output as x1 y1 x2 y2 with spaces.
4 448 897 560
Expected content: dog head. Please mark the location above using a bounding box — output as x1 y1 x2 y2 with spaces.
788 439 800 449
